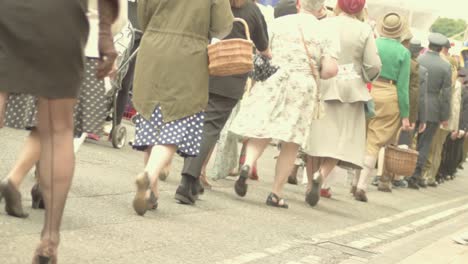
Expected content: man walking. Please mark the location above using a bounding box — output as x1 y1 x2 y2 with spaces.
421 39 461 187
407 33 452 189
174 1 271 205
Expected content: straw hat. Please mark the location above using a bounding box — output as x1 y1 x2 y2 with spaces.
378 12 407 39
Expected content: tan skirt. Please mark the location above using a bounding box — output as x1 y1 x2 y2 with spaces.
304 100 366 169
366 81 401 157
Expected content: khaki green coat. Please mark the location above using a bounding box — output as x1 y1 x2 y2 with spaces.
133 0 233 122
408 59 420 124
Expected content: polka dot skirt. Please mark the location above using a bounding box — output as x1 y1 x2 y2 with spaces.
3 59 110 136
132 106 205 157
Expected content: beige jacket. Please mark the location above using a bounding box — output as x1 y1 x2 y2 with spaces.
442 53 461 131
320 15 381 103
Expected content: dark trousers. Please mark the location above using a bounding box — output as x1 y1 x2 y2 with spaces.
116 33 141 125
439 136 464 177
182 93 238 178
413 121 439 177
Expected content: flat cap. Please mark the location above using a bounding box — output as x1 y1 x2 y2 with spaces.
428 32 448 47
409 38 423 54
444 39 452 49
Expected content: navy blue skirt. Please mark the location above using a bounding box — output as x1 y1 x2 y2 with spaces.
132 106 205 157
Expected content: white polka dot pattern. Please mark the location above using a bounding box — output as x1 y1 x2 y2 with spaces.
3 59 111 136
132 106 205 157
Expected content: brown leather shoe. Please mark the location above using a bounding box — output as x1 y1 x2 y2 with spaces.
0 179 28 218
355 189 368 203
350 186 357 196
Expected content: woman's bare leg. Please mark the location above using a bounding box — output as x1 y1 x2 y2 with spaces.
200 147 214 188
133 144 176 216
234 138 270 197
145 145 177 198
7 130 41 189
306 156 320 192
305 157 338 206
320 158 339 180
0 92 8 128
33 98 76 262
243 138 271 170
272 142 299 199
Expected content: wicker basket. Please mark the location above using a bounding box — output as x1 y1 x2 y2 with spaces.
208 18 253 76
384 128 419 176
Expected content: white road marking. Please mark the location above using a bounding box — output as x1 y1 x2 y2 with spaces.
348 203 468 249
219 195 468 264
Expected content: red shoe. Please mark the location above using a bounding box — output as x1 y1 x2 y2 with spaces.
87 133 100 141
320 188 332 199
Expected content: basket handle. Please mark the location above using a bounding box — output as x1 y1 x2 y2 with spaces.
393 127 414 145
234 18 251 41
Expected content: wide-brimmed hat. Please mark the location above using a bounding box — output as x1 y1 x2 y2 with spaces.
378 12 407 39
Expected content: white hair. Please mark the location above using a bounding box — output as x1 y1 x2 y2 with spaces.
301 0 326 12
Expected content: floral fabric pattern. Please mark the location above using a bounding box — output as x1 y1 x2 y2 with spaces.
229 14 339 146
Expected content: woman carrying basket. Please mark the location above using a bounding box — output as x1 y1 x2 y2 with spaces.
174 0 271 204
130 0 233 216
229 0 339 208
351 12 412 202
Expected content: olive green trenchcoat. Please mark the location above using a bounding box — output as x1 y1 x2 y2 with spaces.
133 0 234 122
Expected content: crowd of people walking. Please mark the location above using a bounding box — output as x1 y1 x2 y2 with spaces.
1 0 468 262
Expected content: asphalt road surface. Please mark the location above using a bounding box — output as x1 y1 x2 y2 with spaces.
1 127 468 264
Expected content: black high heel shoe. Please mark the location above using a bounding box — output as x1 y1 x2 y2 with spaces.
31 183 45 209
33 239 57 264
0 179 28 218
38 256 51 264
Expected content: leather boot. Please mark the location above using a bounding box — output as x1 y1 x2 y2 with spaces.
175 174 196 205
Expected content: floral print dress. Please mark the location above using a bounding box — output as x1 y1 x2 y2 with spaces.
229 13 339 146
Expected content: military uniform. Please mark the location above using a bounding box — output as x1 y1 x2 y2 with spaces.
422 51 460 185
408 33 453 188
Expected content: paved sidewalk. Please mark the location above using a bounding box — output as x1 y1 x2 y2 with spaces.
396 228 468 264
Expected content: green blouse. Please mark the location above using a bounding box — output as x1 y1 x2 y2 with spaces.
376 38 411 118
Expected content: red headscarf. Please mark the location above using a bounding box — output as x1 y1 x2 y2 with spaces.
338 0 366 15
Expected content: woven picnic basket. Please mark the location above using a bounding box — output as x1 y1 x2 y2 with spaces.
384 128 419 176
208 18 253 76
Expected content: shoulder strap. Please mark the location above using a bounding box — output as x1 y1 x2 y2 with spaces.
298 26 320 92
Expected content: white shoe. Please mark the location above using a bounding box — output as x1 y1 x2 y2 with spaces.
73 133 88 153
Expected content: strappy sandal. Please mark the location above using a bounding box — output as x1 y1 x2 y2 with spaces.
266 193 289 209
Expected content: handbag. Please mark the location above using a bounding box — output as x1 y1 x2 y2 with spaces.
298 26 324 120
250 54 279 82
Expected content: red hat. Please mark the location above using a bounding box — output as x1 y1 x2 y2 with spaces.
338 0 366 15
